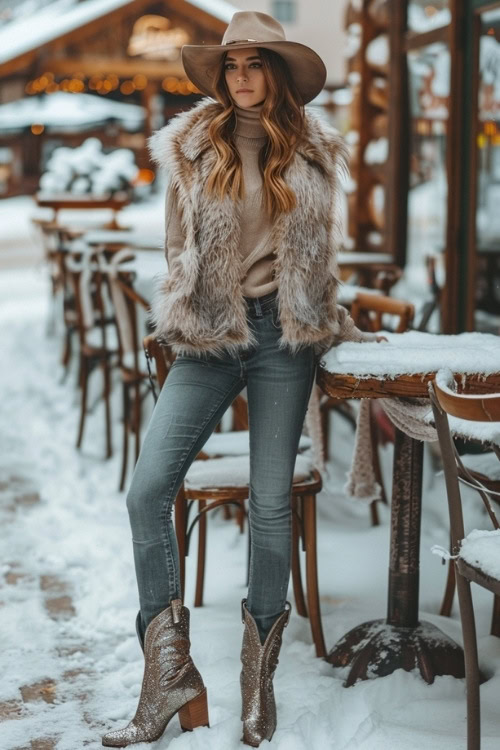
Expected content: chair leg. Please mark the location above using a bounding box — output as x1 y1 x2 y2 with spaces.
175 487 187 601
440 554 456 617
76 356 89 449
194 500 207 608
291 496 307 617
320 406 329 461
491 594 500 637
133 381 141 464
236 499 245 533
302 493 327 658
119 383 129 492
455 572 481 750
102 359 113 459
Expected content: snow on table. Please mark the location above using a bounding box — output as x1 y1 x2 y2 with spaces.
323 331 500 379
460 529 500 580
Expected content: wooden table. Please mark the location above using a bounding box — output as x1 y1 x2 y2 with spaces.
36 192 130 228
316 333 500 685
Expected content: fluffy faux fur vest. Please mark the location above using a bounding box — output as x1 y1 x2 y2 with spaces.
148 98 348 356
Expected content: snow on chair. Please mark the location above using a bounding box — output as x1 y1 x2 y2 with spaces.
144 335 327 658
429 371 500 750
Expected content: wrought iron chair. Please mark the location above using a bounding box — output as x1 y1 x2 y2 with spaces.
429 373 500 750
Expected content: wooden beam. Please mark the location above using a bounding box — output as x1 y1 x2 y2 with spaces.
41 56 185 79
441 0 466 333
385 0 408 267
404 26 449 52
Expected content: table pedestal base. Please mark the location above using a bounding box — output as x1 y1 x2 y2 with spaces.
326 619 465 686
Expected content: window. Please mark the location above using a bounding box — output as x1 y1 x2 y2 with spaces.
271 0 297 24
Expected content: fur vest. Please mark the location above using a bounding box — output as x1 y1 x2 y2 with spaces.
148 98 348 356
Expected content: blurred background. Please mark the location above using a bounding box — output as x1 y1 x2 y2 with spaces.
0 0 498 334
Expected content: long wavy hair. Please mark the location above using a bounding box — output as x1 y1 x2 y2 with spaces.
204 48 305 218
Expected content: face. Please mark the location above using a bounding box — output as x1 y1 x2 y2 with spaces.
224 47 268 108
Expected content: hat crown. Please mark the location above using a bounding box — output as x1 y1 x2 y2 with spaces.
222 11 286 45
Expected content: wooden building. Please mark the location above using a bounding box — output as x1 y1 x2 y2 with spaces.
0 0 236 194
347 0 499 334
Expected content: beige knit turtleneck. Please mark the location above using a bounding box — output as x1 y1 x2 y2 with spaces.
163 103 277 298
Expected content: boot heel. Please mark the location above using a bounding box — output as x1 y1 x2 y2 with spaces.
178 688 209 731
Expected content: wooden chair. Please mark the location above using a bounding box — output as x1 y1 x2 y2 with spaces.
429 375 500 750
145 335 327 657
101 251 157 490
320 292 415 525
65 248 118 458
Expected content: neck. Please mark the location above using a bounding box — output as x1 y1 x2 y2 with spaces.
234 103 266 139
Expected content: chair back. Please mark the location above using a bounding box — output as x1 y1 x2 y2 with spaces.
351 292 415 333
429 372 500 556
143 335 176 390
99 249 148 372
65 247 108 346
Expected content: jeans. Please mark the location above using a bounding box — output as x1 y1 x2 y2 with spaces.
126 291 317 642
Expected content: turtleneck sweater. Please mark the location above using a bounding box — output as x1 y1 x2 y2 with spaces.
163 103 277 298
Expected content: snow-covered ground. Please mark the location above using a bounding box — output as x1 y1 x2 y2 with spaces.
1 259 500 746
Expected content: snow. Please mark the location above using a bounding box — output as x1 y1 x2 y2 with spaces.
0 0 236 66
2 199 500 748
460 530 500 580
364 138 388 165
185 454 312 489
323 331 500 378
365 35 389 69
407 6 451 34
202 431 312 458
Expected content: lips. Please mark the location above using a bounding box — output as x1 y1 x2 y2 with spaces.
236 89 253 93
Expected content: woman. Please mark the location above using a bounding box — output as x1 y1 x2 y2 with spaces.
102 11 377 748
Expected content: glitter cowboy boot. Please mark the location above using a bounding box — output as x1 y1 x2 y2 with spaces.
240 599 291 747
102 600 209 747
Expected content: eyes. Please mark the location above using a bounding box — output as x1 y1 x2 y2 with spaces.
224 61 262 71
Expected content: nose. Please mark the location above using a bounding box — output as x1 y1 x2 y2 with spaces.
236 71 248 83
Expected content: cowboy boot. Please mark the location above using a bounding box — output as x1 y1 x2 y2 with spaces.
135 611 144 652
240 599 291 747
102 599 209 747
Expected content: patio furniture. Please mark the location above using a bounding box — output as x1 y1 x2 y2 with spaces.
100 250 156 490
429 373 500 750
317 330 500 685
36 192 130 228
65 248 118 458
320 292 415 525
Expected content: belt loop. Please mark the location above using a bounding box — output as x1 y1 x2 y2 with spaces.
254 297 263 317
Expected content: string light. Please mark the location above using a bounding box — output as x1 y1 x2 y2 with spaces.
31 124 44 135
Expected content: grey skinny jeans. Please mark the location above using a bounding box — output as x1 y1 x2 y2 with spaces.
126 291 317 642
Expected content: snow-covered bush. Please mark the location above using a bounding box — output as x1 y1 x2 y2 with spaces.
39 138 144 197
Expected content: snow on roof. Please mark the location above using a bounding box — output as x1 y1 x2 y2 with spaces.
0 92 145 132
0 0 236 68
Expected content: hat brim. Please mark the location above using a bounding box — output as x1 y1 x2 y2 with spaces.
181 40 326 105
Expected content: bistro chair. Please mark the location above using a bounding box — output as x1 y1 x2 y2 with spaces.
100 250 157 490
65 247 119 458
320 292 415 525
429 373 500 750
145 335 327 657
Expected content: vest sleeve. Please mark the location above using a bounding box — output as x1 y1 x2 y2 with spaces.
164 182 185 272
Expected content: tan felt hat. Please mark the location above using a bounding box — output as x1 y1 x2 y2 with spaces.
181 11 327 105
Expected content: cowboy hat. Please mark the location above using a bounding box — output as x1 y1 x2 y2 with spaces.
181 11 327 105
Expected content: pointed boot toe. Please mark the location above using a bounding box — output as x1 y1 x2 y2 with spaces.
101 600 209 747
240 600 290 747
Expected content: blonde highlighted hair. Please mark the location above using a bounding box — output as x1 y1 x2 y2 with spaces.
205 48 305 218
